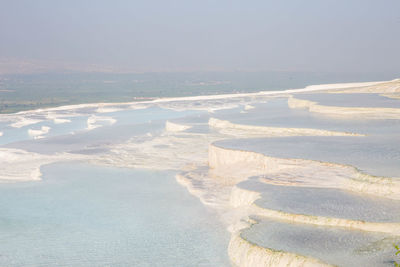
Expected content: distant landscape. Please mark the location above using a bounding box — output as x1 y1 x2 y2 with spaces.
0 71 399 113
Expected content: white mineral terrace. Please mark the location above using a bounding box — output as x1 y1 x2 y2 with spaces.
228 232 333 267
288 84 400 119
165 120 192 132
1 79 399 266
209 143 400 200
209 117 363 137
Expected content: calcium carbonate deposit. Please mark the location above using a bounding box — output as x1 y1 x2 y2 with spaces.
1 79 400 266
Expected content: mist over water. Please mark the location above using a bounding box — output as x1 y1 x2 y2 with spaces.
1 71 398 113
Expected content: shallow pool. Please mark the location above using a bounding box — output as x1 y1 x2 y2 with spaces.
0 163 230 266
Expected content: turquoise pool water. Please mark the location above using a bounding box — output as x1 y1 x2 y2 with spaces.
0 163 230 266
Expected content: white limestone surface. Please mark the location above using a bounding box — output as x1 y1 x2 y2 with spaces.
228 233 332 267
1 78 399 267
28 126 51 139
209 143 400 200
165 120 192 132
86 115 116 130
209 117 363 137
288 95 400 119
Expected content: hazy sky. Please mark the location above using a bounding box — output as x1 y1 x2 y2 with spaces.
1 0 400 73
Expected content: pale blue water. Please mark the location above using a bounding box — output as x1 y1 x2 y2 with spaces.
0 163 230 266
242 217 400 267
2 107 196 153
101 107 198 126
295 93 400 108
217 136 400 178
0 116 89 145
3 71 397 114
212 95 400 178
1 77 399 267
239 179 400 222
213 97 400 136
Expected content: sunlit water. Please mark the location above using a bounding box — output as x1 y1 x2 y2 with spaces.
242 217 400 267
0 106 230 266
212 96 400 178
0 107 196 146
213 97 400 136
0 163 230 266
1 83 400 266
217 136 400 178
240 178 400 222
